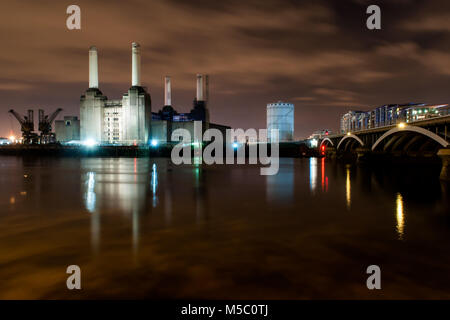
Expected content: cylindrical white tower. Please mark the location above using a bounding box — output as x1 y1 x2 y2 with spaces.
164 76 171 106
132 42 141 86
196 74 203 101
267 101 295 142
89 46 98 89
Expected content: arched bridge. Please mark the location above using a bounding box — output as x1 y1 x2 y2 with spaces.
318 115 450 180
320 115 449 153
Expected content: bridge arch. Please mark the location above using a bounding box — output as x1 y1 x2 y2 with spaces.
371 125 449 151
337 134 364 151
320 137 334 148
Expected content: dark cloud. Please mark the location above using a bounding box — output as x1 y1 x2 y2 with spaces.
0 0 449 138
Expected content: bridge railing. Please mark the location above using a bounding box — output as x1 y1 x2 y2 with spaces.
339 114 450 135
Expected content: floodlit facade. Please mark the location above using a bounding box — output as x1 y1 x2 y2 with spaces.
80 43 152 145
267 101 294 142
79 44 229 146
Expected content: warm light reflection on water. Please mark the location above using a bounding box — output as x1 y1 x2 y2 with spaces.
0 156 448 299
396 193 405 240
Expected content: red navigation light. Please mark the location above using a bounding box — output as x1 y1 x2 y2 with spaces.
325 131 329 135
321 145 325 152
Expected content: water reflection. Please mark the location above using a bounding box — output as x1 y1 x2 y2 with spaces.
1 156 449 299
81 159 153 252
194 166 209 222
193 155 202 166
396 193 405 240
193 141 202 166
309 158 317 192
164 176 172 225
85 172 96 213
345 166 351 210
151 163 158 208
84 171 99 252
75 158 440 258
132 208 139 255
82 159 151 214
321 157 328 193
266 159 294 203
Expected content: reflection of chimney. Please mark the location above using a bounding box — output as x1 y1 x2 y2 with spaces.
164 76 171 106
196 74 203 101
132 42 141 86
89 46 98 88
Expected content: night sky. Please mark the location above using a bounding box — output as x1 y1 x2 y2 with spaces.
0 0 449 138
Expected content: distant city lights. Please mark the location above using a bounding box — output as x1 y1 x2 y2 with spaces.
151 139 158 147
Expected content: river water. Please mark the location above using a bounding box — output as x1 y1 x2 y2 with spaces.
0 156 449 299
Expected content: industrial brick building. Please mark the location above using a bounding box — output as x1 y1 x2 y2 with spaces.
79 43 228 146
54 116 80 142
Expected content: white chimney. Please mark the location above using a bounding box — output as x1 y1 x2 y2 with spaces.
132 42 141 86
89 46 98 89
164 76 171 106
196 74 203 101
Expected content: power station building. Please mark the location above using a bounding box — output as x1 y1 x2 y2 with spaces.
80 43 151 145
79 42 228 145
267 101 294 142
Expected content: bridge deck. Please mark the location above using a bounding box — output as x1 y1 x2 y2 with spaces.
328 114 450 139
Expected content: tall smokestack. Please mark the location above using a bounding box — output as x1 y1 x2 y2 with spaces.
89 46 98 89
164 76 171 106
196 74 204 101
132 42 141 86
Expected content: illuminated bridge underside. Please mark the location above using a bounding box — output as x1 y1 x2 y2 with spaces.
320 137 334 147
371 126 448 152
336 134 364 152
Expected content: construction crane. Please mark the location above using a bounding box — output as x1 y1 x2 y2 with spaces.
38 108 62 144
8 109 38 144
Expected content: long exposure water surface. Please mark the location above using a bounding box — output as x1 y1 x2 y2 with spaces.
0 156 449 299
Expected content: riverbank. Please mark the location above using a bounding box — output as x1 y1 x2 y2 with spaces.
0 142 318 158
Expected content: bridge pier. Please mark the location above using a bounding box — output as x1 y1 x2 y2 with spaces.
325 147 337 160
438 148 450 181
355 147 371 163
